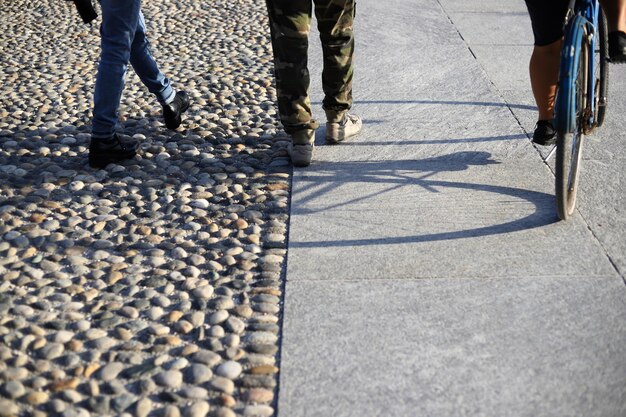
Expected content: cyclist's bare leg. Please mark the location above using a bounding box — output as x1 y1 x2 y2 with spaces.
599 0 626 32
600 0 626 62
529 39 562 120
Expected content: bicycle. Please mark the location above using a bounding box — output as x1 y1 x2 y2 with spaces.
553 0 609 220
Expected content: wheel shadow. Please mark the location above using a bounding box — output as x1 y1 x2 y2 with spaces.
290 151 558 248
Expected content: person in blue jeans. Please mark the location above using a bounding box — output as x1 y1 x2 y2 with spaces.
89 0 190 168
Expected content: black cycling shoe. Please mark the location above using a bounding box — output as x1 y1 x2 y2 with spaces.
89 134 138 168
532 120 557 146
162 91 190 130
608 31 626 63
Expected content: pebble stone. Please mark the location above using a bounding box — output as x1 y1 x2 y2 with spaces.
209 377 235 395
184 401 210 417
1 380 25 399
215 361 243 379
0 400 19 417
154 370 183 388
243 388 274 403
185 364 213 384
213 408 236 417
62 390 83 404
26 391 49 405
179 387 209 399
98 362 125 381
135 398 152 417
243 405 275 417
38 343 64 360
191 350 221 366
162 405 181 417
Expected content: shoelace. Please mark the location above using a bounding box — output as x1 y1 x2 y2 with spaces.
112 135 134 151
342 114 359 125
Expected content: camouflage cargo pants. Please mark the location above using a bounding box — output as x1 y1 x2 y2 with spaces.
265 0 356 134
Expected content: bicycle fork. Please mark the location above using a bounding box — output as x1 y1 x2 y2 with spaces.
544 25 594 163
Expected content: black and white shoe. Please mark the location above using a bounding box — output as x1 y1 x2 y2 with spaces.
162 91 190 130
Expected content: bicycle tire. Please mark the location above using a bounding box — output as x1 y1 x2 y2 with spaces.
556 19 588 220
556 130 585 219
596 7 609 127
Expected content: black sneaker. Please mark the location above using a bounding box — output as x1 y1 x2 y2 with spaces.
532 120 557 146
89 134 138 168
608 31 626 63
162 91 190 130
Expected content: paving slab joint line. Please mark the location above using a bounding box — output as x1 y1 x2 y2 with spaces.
582 221 626 285
434 0 545 160
434 0 477 60
290 274 618 283
274 163 295 417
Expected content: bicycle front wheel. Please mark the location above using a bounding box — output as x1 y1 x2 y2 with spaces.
556 130 585 219
555 16 589 220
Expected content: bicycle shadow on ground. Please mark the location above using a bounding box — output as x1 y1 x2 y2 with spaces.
290 151 558 248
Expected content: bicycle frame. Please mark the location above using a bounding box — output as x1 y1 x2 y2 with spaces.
557 0 600 133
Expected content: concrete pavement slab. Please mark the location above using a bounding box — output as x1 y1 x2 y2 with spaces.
279 0 626 415
462 45 533 100
439 0 527 13
279 277 626 417
445 11 533 46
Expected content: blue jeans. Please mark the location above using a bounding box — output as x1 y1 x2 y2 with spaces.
92 0 174 139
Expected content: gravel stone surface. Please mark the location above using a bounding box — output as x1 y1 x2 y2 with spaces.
0 1 289 415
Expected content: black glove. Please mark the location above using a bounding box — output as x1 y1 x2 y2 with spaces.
66 0 97 24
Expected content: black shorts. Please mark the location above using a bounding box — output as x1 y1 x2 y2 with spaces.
525 0 569 46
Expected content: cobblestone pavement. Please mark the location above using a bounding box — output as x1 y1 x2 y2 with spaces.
0 1 289 416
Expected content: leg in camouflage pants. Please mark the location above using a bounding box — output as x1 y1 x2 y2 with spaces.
265 0 355 134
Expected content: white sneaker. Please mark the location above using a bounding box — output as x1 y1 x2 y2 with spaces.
326 113 362 144
288 129 315 167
